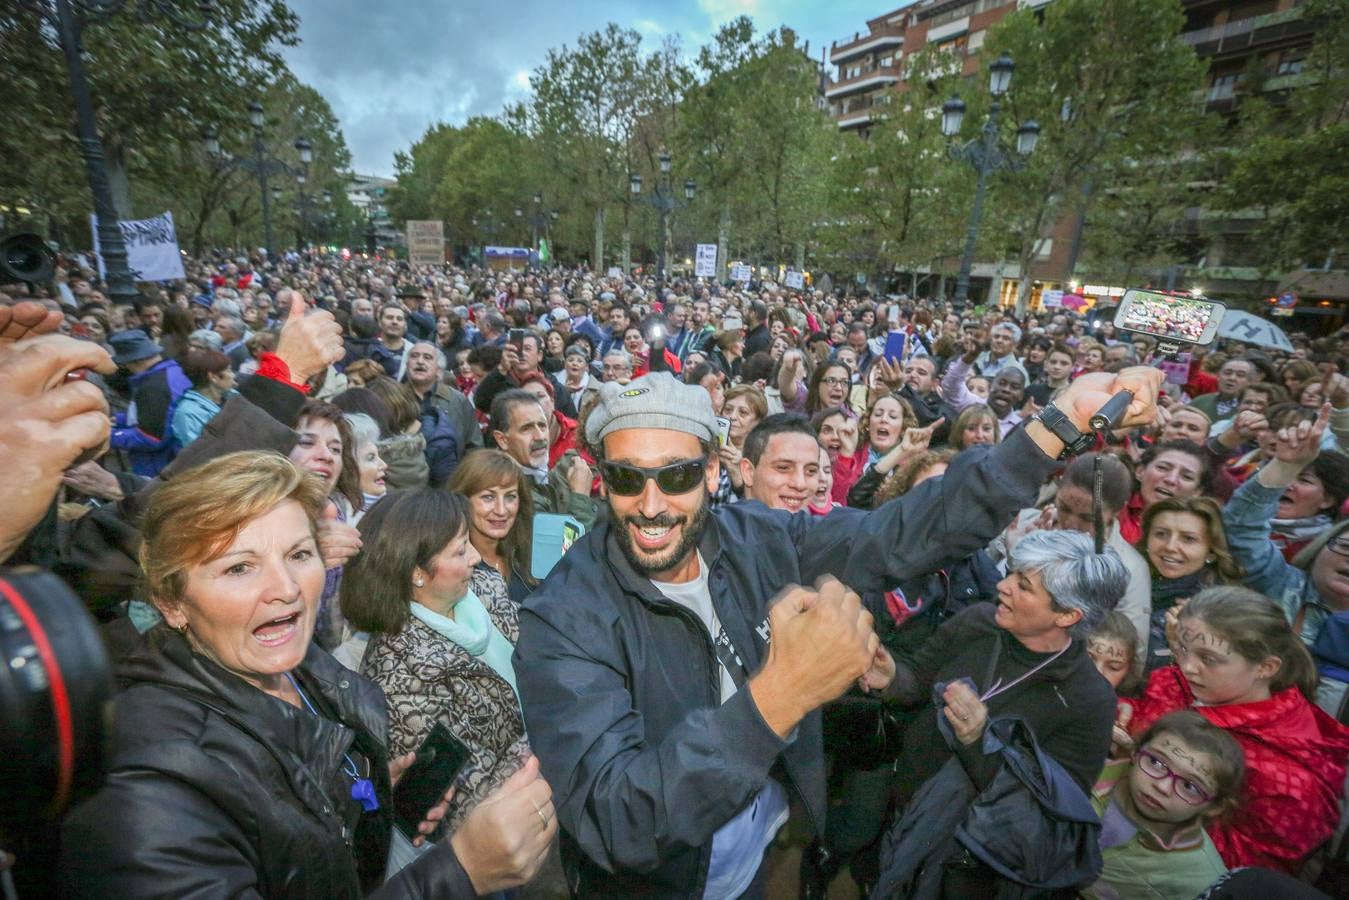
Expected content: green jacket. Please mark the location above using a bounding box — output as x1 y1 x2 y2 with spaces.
1085 770 1226 900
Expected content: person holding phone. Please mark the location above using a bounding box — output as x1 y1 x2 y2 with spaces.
473 328 577 420
343 488 534 836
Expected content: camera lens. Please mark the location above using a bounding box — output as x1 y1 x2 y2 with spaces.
0 567 114 838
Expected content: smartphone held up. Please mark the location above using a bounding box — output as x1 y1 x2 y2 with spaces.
1113 289 1225 347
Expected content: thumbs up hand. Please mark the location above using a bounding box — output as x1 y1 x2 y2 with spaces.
274 289 344 383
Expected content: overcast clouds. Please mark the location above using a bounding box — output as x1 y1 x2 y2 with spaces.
283 0 879 175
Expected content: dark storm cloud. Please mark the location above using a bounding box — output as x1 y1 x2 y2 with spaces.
282 0 873 174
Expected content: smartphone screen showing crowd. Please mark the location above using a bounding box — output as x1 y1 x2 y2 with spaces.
1114 290 1224 347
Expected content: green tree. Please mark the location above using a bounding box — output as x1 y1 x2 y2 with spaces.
388 122 463 225
677 20 836 276
1213 0 1349 276
677 16 763 279
978 0 1208 312
822 46 971 291
1 0 300 246
524 23 649 269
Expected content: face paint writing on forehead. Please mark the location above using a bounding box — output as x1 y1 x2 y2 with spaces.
1178 624 1231 656
1156 735 1214 781
1089 637 1129 663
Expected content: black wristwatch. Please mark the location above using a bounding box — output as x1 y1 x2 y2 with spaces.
1033 404 1094 460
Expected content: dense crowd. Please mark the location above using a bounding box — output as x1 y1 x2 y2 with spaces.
4 246 1349 900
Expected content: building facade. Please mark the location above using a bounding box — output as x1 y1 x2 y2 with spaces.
826 0 1344 327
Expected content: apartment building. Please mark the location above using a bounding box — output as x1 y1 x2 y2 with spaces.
826 0 1344 320
827 0 1049 135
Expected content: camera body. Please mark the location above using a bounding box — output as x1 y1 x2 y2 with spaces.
0 567 113 843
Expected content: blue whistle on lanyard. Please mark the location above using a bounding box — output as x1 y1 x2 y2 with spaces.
351 777 379 812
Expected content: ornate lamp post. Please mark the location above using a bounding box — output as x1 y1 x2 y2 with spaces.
29 0 213 303
941 53 1041 304
630 148 696 284
202 102 311 258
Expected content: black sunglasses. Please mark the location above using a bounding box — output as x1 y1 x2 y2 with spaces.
599 457 708 497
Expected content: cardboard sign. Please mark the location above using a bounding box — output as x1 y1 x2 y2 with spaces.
730 264 752 283
405 220 445 266
1159 352 1191 385
695 243 718 277
784 271 804 289
607 266 622 278
90 211 185 281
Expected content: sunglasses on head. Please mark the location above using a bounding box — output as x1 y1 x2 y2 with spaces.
599 457 708 497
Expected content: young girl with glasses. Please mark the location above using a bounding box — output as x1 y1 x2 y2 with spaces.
1117 586 1349 875
1086 711 1242 900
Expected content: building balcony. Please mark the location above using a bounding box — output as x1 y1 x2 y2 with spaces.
825 65 903 99
926 15 970 44
830 27 905 64
838 110 876 130
831 93 893 129
1182 6 1311 55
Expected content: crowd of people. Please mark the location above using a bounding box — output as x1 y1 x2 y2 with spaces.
4 245 1349 900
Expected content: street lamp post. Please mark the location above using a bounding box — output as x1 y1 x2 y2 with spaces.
36 0 212 304
202 102 311 259
294 137 312 248
630 148 696 284
941 53 1041 305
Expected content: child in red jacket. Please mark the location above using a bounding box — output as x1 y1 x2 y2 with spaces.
1117 587 1349 875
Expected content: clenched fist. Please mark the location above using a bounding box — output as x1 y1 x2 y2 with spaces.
749 577 878 737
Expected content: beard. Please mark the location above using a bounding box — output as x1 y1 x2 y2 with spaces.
611 489 711 578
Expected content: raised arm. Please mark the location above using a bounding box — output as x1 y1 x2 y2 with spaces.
798 369 1163 595
939 329 986 415
1222 403 1330 619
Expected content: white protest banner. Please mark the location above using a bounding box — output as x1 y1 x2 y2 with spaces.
784 270 804 289
1041 289 1064 308
695 243 718 278
607 266 623 278
730 263 752 283
405 220 445 266
90 211 185 282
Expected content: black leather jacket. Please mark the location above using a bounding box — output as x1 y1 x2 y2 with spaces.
59 629 477 899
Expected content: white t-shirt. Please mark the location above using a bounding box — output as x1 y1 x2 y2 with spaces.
650 553 789 899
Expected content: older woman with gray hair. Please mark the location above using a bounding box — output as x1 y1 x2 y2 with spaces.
871 528 1128 894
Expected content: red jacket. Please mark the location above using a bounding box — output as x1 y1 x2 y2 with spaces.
1130 666 1349 874
548 411 591 470
831 444 868 505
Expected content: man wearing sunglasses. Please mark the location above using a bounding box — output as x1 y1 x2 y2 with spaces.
515 367 1163 898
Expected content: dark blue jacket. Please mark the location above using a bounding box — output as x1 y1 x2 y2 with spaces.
514 428 1058 897
874 716 1103 899
419 406 460 488
110 358 191 477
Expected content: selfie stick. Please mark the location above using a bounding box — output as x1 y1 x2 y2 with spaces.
1088 390 1134 433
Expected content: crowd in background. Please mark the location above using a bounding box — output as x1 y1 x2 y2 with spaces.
4 244 1349 899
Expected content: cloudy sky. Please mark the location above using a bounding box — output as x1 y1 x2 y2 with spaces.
284 0 883 175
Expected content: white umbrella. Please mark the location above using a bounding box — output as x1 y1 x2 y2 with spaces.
1217 310 1293 352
